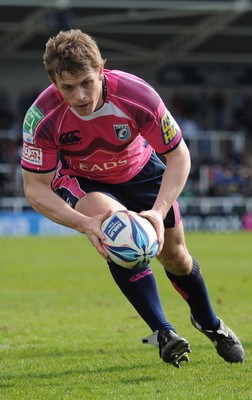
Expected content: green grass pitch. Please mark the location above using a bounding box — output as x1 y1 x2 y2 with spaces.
0 232 251 399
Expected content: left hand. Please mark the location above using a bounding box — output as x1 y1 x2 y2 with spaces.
139 210 164 255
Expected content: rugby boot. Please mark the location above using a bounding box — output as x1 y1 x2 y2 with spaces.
142 329 191 368
191 314 245 363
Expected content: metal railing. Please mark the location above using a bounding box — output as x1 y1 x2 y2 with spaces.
1 195 252 214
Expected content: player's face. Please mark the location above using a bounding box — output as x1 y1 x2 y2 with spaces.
54 67 104 116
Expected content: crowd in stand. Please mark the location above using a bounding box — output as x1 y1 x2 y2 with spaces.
169 90 252 198
0 89 40 198
0 88 252 199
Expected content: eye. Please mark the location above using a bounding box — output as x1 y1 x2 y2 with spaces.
82 80 93 88
62 85 73 91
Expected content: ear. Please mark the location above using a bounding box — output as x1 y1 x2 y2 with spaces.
99 64 104 80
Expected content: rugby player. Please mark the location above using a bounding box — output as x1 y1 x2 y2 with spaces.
21 29 245 368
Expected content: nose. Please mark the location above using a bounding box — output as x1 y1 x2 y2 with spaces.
75 87 86 102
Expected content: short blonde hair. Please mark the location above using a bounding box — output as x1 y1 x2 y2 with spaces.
43 29 106 82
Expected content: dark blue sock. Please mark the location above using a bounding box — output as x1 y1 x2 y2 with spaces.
108 262 175 333
165 257 219 330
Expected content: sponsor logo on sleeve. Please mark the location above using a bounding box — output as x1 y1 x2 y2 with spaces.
23 105 44 144
114 124 131 141
22 143 43 166
160 112 180 145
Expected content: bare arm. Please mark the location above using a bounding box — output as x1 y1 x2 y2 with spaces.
140 139 191 252
152 138 191 218
22 169 109 258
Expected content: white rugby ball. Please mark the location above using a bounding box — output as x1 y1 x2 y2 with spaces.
101 210 158 269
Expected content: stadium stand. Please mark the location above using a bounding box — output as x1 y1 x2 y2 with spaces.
0 1 252 227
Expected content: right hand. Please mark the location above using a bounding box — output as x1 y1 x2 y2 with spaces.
83 210 112 260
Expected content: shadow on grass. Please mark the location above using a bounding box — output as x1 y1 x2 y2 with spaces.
0 362 158 385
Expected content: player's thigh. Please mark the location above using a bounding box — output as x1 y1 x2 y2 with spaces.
157 221 192 275
75 191 126 217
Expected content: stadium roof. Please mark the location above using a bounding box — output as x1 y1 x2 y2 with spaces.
0 0 252 73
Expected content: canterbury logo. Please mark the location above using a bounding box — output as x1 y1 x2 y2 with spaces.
129 268 153 283
59 130 81 144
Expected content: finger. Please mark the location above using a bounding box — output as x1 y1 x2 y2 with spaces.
87 233 109 260
156 240 164 256
96 241 109 260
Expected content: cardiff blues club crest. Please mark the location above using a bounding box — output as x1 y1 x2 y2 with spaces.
114 124 131 141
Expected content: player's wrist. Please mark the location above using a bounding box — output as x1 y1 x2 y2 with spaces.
71 212 90 234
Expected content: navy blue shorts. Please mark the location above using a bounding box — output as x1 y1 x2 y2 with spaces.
56 151 181 228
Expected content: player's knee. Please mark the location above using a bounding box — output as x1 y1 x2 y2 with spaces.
76 192 125 216
157 247 192 275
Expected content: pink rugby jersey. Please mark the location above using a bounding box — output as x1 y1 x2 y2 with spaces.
21 69 182 184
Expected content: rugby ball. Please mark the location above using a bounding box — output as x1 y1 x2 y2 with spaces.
101 210 158 269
